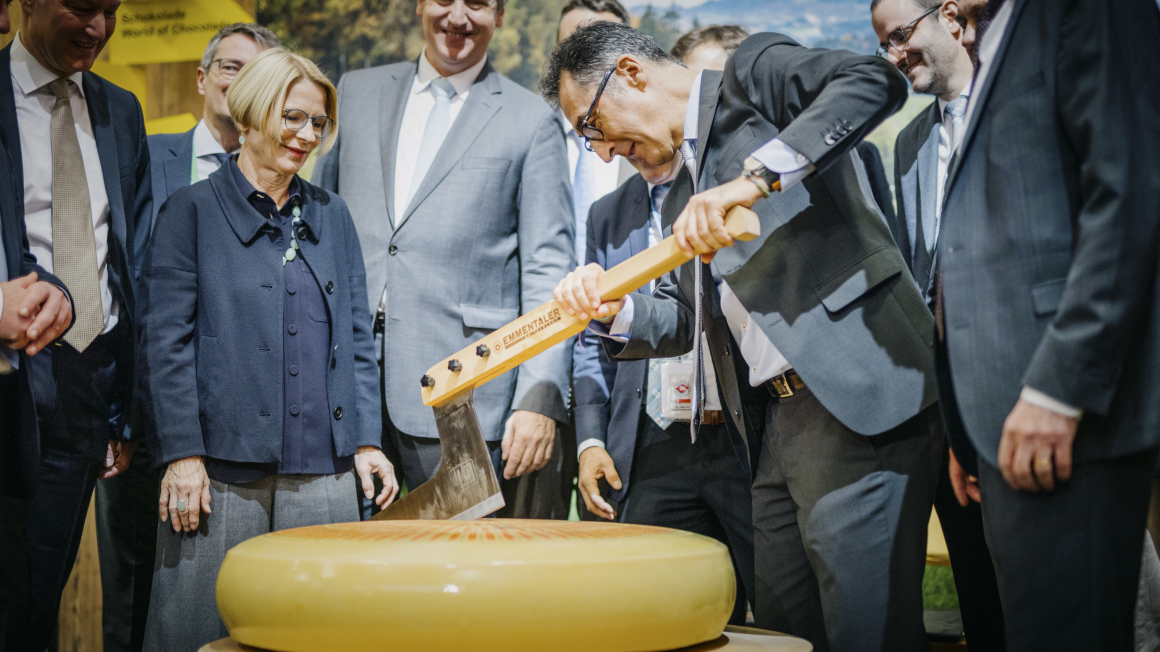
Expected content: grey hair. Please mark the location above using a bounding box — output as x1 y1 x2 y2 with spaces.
541 21 682 110
200 23 282 71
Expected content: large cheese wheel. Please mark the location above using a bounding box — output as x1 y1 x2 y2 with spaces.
216 519 736 652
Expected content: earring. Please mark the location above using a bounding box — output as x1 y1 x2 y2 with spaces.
239 135 245 144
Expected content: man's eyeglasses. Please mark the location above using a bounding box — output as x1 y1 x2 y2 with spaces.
209 58 245 80
579 66 616 153
283 109 336 140
875 5 940 58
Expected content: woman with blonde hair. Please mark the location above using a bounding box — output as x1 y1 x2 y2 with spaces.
138 48 397 649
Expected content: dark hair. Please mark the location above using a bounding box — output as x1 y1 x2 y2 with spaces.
541 21 682 109
201 23 282 70
559 0 631 25
669 24 750 61
870 0 942 14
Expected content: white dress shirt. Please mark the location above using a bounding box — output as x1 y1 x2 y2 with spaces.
392 51 488 224
603 71 810 387
565 116 623 258
192 119 233 182
10 34 117 335
953 4 1082 420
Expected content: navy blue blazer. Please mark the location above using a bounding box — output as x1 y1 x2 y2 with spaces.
138 165 381 468
1 44 145 481
572 175 651 502
146 128 194 232
0 134 72 499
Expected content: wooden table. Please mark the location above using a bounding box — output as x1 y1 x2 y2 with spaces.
199 626 813 652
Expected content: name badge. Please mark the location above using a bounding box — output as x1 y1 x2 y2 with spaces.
660 334 722 420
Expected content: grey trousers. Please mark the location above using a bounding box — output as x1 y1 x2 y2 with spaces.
143 472 358 652
752 387 941 652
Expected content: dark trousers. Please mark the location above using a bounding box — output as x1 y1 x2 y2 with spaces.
620 417 756 626
752 388 941 652
978 448 1158 652
95 446 159 652
21 327 129 652
932 439 1007 650
0 496 28 652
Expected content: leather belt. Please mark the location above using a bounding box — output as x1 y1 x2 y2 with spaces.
700 410 725 426
765 370 806 399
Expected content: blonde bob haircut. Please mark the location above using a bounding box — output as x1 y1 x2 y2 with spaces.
227 48 339 157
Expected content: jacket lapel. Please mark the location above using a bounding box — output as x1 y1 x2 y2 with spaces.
945 0 1028 194
0 47 22 199
695 70 723 189
83 73 128 258
379 63 417 230
164 129 194 196
915 103 941 260
395 62 503 232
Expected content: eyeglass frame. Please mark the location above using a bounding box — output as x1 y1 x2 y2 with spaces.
875 5 941 59
282 109 336 140
579 66 617 153
208 58 245 79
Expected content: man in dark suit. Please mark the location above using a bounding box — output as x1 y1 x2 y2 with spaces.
2 0 152 648
0 8 76 648
546 22 940 652
870 1 1005 648
936 0 1160 649
572 172 755 625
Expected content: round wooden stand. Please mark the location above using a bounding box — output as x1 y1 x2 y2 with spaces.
199 626 812 651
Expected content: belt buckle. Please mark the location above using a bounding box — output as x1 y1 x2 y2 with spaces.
771 374 795 398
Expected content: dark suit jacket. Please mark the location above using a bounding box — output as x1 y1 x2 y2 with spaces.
572 175 653 501
1 45 152 449
939 0 1160 466
892 100 941 292
607 36 931 476
145 127 195 240
856 141 897 230
138 167 381 467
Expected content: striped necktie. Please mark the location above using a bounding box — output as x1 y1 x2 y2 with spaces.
49 78 104 352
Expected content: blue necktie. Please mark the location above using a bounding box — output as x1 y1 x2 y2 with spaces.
644 183 673 429
571 132 598 264
408 77 457 206
679 140 704 443
209 152 230 168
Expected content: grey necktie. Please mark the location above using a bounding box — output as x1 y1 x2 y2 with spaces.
679 140 704 443
408 77 457 206
49 79 103 352
644 183 673 430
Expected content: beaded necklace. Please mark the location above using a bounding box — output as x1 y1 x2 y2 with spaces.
282 203 303 267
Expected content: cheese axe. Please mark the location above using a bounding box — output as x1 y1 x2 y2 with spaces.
373 205 761 521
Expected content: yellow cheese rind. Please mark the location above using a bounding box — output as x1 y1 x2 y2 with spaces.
216 520 736 652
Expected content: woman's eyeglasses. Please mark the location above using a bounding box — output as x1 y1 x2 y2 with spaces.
283 109 336 140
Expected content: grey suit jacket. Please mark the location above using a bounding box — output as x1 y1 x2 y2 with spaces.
609 36 934 445
939 0 1160 466
313 59 574 440
892 100 941 284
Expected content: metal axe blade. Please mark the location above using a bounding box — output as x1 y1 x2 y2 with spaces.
372 389 504 521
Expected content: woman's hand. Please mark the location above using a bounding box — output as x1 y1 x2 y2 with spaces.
355 446 400 509
159 456 211 533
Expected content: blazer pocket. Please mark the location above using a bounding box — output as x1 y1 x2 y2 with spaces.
461 304 519 330
1031 277 1067 316
813 247 904 314
462 157 512 171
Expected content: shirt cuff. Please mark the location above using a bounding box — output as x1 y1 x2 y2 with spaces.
750 138 816 192
1020 386 1084 420
587 295 634 343
577 438 606 460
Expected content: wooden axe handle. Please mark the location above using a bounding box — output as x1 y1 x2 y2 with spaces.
421 205 761 407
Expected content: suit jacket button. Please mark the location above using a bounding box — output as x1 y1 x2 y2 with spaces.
824 134 837 146
325 281 334 294
389 245 398 255
636 388 642 398
333 406 343 420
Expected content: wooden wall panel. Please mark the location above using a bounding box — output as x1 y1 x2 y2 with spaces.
58 497 104 652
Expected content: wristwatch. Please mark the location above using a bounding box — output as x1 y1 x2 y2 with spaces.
741 156 779 197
